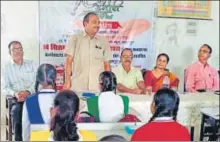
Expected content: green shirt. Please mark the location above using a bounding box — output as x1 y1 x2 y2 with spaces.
112 64 144 90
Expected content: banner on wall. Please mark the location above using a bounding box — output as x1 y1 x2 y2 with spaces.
158 1 212 19
39 1 155 90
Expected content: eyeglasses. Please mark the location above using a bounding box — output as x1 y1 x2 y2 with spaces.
122 55 133 58
199 50 210 54
11 48 23 52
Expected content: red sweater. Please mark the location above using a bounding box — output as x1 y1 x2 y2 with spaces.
131 121 191 141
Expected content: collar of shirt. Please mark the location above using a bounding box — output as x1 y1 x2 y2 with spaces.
11 59 28 66
153 117 174 122
119 64 134 74
100 91 115 96
196 60 210 68
38 89 56 93
83 30 99 39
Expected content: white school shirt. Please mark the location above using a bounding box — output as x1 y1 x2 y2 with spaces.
22 89 56 141
98 91 124 122
1 59 38 96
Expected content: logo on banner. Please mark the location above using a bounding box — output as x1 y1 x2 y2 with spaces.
71 0 124 19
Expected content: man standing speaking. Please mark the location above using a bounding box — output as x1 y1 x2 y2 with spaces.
64 12 111 92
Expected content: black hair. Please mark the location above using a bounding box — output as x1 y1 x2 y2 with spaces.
8 41 22 53
83 12 98 27
141 68 147 78
149 88 179 122
154 53 170 70
34 64 57 93
120 48 133 57
50 90 80 141
99 71 117 93
157 53 170 63
202 44 212 54
99 135 127 141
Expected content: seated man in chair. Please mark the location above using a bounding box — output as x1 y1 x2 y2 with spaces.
185 44 219 92
2 41 38 140
112 48 146 94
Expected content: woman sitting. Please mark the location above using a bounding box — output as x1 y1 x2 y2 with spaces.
98 71 124 122
131 88 190 141
144 53 179 93
22 64 57 141
30 90 97 141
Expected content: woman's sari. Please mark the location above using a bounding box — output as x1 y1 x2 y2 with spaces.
144 70 179 92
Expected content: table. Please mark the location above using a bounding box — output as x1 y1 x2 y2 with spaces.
78 92 219 141
79 92 219 126
200 107 220 141
31 122 145 140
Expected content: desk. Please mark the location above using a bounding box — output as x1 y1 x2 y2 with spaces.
79 92 219 126
31 122 145 140
79 92 219 141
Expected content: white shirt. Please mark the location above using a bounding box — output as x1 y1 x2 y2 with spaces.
22 89 56 141
1 59 38 96
98 91 124 122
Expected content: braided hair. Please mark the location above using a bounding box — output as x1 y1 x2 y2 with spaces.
99 71 117 94
35 64 57 93
149 88 179 122
50 90 80 141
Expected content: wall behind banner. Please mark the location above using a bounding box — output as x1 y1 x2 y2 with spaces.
1 1 219 93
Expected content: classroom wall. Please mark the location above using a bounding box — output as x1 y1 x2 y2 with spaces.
1 1 219 94
154 1 219 92
1 1 39 66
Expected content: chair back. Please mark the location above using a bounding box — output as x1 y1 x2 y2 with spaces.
184 69 187 92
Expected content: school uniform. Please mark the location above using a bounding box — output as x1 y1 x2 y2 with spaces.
98 91 124 122
22 89 56 141
131 117 191 141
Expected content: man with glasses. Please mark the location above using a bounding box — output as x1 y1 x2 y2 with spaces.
185 44 219 92
112 48 146 94
2 41 38 140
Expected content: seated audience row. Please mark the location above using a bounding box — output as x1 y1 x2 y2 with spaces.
30 88 190 141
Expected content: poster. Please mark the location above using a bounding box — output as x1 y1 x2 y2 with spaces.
39 1 154 90
158 1 211 19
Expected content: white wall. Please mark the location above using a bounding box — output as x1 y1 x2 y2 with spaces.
1 1 39 66
154 1 219 92
1 1 219 93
